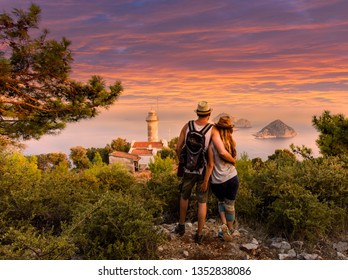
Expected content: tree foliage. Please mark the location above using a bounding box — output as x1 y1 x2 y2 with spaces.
36 152 70 171
69 146 91 169
0 4 123 140
108 137 130 152
312 111 348 157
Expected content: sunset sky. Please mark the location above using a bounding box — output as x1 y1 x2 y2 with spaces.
1 0 348 155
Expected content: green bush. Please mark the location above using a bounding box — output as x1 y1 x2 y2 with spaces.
0 226 76 260
267 183 334 240
1 150 164 259
149 155 174 175
235 152 347 240
67 192 163 260
147 172 180 223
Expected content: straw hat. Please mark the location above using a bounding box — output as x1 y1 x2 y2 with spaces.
215 116 234 130
195 101 212 116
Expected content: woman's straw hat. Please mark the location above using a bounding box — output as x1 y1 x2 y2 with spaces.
215 116 234 130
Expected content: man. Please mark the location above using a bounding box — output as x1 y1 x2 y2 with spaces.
174 101 236 244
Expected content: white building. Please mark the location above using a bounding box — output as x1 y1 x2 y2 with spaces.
109 110 168 171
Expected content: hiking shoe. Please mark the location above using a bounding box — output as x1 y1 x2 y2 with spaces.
219 224 232 242
194 232 204 244
174 223 185 236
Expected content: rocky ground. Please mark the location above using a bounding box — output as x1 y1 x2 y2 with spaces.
156 219 348 260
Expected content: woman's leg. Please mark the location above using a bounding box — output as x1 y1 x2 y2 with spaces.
224 199 235 231
218 201 227 224
224 176 239 231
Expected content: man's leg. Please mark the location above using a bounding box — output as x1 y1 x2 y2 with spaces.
197 202 207 235
195 174 209 243
179 196 189 225
175 173 194 235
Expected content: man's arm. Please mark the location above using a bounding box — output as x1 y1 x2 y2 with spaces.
211 127 236 164
176 123 188 159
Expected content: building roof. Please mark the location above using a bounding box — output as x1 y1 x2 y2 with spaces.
109 151 140 161
131 141 164 149
131 149 154 156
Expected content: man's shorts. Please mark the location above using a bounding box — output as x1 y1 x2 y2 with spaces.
179 172 209 203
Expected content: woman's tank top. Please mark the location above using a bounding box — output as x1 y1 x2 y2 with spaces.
211 142 237 184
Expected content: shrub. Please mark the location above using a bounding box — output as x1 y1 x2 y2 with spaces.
267 183 334 240
147 172 180 223
237 153 347 240
149 155 174 175
0 226 76 260
68 192 163 259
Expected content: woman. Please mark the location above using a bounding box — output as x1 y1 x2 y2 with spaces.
202 115 239 241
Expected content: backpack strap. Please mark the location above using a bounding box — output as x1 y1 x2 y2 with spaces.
188 120 195 132
200 123 213 135
188 121 213 135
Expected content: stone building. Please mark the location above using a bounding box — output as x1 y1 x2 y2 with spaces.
109 151 140 173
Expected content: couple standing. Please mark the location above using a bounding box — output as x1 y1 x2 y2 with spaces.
175 101 239 244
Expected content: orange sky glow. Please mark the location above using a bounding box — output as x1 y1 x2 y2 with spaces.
2 0 347 155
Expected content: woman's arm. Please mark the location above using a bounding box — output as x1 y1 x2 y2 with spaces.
200 144 214 192
211 127 236 165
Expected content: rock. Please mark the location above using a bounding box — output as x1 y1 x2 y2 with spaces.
278 249 297 260
299 253 319 260
232 230 241 237
337 252 348 260
183 250 189 258
251 238 259 245
278 253 288 260
240 243 259 255
287 249 297 258
271 241 291 251
291 241 304 250
333 241 348 253
254 119 297 139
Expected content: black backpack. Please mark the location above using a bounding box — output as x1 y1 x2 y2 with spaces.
178 121 213 175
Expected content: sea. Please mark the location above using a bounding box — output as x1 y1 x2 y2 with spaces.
23 117 321 161
233 124 320 160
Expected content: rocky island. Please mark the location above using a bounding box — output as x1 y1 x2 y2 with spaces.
253 119 297 139
235 118 252 128
213 113 252 128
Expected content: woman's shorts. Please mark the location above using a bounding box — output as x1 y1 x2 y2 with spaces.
210 175 239 201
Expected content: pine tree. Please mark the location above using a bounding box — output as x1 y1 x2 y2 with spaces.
0 4 123 140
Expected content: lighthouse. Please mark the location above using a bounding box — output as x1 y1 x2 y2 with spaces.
146 110 159 142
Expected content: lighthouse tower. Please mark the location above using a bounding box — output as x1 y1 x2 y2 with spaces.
146 110 159 142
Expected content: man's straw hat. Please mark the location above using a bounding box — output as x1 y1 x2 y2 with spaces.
195 101 212 116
